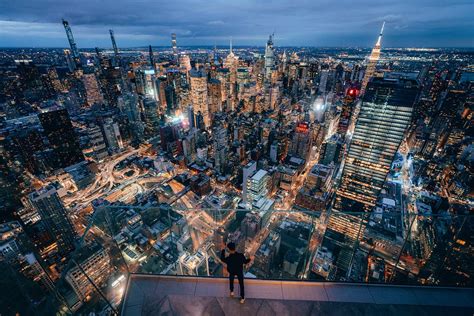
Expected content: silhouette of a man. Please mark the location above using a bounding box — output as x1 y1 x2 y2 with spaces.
220 242 251 303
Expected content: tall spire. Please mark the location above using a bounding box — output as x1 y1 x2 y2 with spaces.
375 21 385 47
230 37 233 54
360 21 385 94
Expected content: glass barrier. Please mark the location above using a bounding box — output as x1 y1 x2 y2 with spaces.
7 206 473 314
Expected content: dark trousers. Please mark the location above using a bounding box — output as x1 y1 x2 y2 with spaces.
229 273 245 298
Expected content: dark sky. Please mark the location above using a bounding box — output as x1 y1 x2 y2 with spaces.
0 0 473 48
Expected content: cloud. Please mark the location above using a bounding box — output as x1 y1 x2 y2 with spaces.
207 20 225 26
0 0 472 47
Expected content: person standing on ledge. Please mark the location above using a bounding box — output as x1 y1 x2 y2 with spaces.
220 241 251 304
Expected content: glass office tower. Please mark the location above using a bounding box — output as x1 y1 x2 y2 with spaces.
321 76 420 277
335 77 419 213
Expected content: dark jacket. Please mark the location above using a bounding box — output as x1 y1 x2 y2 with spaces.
221 249 250 275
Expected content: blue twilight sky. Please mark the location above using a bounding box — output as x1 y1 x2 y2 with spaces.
0 0 473 48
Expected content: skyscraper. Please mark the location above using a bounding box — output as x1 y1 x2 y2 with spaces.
39 108 84 169
360 22 385 94
223 39 239 109
171 33 178 62
320 76 419 278
264 34 276 81
208 78 222 114
337 87 358 137
62 19 81 68
100 118 123 152
28 185 76 255
136 69 158 100
109 29 120 66
335 77 419 212
65 245 111 301
190 69 210 128
241 161 257 206
289 122 312 160
142 97 161 136
213 122 228 175
149 45 156 72
246 169 270 205
319 134 343 166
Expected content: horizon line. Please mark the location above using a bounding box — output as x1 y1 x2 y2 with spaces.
1 45 473 50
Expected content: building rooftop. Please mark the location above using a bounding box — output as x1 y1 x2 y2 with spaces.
121 275 474 316
251 169 268 182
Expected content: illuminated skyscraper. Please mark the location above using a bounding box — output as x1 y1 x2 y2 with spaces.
360 22 385 94
136 69 158 100
322 78 419 277
223 38 239 108
190 69 210 128
208 78 222 114
171 33 178 62
337 87 358 137
264 34 276 81
335 77 419 212
320 77 419 278
28 185 76 256
62 19 81 68
142 97 161 136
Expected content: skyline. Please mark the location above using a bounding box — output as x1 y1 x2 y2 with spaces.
0 0 473 48
0 1 473 314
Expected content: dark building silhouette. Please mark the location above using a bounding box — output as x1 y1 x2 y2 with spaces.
38 108 84 169
28 185 76 256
